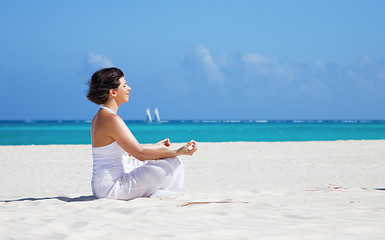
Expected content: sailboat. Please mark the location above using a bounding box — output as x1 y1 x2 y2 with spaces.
154 108 160 122
146 108 152 123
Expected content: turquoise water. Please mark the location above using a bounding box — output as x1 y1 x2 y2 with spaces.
1 120 385 145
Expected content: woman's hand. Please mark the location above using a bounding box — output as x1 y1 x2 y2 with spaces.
156 138 171 148
176 140 198 156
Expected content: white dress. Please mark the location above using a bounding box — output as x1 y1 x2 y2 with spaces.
91 106 184 200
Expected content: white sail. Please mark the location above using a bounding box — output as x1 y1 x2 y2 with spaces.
146 108 152 123
154 108 160 122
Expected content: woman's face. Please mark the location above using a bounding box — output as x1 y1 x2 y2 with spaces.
116 77 131 103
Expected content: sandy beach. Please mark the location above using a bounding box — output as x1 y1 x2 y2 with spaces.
1 140 385 239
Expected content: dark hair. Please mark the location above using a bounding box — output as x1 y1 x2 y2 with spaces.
87 67 124 105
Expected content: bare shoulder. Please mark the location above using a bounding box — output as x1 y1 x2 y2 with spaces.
96 110 125 130
91 110 128 147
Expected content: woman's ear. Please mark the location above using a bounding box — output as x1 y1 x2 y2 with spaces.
109 89 117 97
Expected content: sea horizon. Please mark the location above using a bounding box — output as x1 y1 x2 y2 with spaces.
1 119 385 146
1 119 385 124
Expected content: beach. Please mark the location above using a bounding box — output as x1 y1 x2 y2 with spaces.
1 140 385 239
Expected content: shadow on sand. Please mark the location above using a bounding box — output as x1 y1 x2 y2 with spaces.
0 195 97 203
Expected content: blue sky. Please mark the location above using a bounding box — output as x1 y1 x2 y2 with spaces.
1 0 384 120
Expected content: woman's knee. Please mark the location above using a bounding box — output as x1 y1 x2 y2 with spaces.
165 156 183 170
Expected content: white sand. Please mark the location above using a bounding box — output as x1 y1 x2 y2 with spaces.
1 140 385 240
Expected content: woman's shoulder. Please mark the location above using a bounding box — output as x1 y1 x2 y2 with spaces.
93 110 123 127
91 112 121 147
102 111 127 129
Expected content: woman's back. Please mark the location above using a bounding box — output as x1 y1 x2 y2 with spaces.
91 141 130 198
90 107 117 148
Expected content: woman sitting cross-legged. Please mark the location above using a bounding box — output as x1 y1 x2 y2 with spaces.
87 67 197 200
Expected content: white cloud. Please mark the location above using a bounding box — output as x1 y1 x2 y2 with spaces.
194 44 224 85
345 57 385 90
242 53 276 78
242 53 271 66
84 51 114 72
359 56 374 66
181 44 385 98
315 60 326 71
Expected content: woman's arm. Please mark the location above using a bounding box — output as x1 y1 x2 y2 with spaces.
109 115 196 161
145 138 171 150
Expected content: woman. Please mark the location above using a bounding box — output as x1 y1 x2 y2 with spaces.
87 67 197 200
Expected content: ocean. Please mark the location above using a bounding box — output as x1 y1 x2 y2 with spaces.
1 120 385 145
